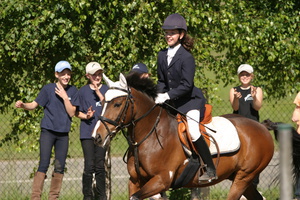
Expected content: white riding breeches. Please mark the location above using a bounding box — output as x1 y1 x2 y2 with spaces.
186 109 201 142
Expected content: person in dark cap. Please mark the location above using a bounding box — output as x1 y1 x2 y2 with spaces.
155 13 216 183
129 63 151 79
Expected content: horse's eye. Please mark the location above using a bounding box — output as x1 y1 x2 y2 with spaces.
114 103 122 108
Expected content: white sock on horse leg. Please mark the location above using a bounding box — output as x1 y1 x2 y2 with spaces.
149 193 161 199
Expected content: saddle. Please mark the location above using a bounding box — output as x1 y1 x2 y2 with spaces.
176 104 213 154
172 105 240 188
171 104 214 189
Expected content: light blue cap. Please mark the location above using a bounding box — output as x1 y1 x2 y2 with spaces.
55 61 72 72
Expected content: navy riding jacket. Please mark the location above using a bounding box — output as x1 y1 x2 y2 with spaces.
156 45 206 116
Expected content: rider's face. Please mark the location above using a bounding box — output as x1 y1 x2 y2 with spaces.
164 29 183 47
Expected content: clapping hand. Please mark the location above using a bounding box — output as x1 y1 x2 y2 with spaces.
233 88 242 99
250 86 257 97
86 106 95 119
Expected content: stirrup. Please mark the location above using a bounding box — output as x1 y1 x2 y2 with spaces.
199 171 217 183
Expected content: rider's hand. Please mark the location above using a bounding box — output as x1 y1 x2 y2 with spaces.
155 93 170 104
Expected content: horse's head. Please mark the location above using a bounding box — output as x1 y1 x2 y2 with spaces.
92 73 133 148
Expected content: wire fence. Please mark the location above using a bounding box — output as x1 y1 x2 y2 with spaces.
0 97 295 200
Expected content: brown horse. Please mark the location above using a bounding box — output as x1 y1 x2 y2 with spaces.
92 73 274 200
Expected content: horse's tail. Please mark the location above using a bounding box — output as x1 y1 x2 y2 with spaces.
292 128 300 181
261 119 279 140
262 119 300 182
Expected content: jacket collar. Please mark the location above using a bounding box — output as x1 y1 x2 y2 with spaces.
168 45 184 68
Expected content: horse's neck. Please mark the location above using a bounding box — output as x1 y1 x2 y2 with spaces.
132 106 177 142
131 89 178 143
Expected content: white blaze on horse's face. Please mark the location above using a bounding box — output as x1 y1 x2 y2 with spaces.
91 120 101 139
103 73 129 101
91 103 107 139
92 73 128 141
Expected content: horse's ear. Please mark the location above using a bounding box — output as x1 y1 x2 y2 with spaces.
119 73 128 89
103 73 114 88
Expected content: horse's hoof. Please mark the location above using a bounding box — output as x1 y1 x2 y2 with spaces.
130 196 139 200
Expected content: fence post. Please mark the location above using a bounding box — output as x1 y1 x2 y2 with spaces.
105 146 111 200
278 123 293 200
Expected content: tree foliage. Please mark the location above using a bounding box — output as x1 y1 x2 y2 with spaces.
0 0 299 147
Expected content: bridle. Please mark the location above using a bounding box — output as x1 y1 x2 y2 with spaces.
98 86 162 179
98 86 161 148
98 87 133 138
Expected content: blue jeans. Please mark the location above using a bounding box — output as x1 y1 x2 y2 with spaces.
37 128 69 174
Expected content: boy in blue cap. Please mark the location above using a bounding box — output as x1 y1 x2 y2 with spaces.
15 60 78 200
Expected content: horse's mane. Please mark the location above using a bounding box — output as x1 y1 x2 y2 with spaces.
125 72 157 99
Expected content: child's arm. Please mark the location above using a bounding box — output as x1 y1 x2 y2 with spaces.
75 106 95 120
55 85 76 117
15 100 38 110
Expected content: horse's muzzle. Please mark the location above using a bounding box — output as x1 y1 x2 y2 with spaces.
93 133 102 146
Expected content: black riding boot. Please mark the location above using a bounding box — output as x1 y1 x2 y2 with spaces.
94 170 107 200
193 136 217 183
82 172 94 200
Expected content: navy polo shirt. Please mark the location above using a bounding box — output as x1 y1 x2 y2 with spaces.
76 84 109 139
35 83 78 133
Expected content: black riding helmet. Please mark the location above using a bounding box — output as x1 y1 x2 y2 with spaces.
162 13 187 31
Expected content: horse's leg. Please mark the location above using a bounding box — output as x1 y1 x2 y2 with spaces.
226 180 247 200
128 177 140 198
227 180 264 200
226 170 255 200
242 183 264 200
129 175 170 200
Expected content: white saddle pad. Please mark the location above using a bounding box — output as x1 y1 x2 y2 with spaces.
205 116 240 155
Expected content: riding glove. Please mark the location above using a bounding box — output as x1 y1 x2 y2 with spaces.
155 93 170 104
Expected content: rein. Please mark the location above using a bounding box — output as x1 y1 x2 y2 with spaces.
163 102 216 133
124 105 163 179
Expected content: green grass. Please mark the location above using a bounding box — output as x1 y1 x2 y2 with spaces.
208 186 280 200
0 186 280 200
262 186 280 199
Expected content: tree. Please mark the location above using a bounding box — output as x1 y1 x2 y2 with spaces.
0 0 299 148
